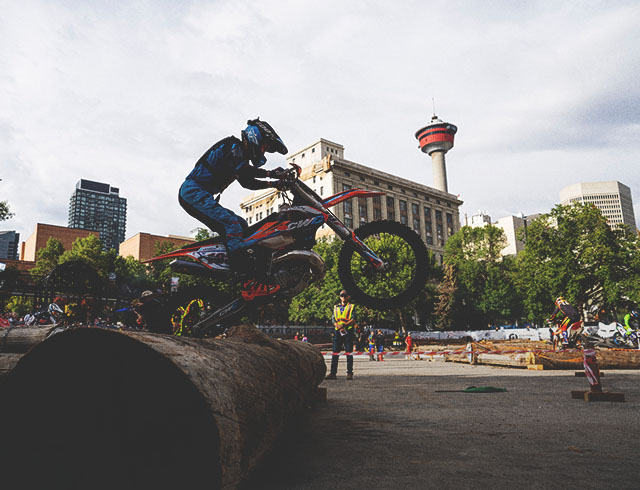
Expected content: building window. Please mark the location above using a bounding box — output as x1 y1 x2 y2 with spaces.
320 186 324 196
423 208 433 244
345 217 353 228
343 183 352 216
386 196 395 221
399 200 408 225
412 203 420 232
372 195 382 221
358 198 368 223
435 210 443 245
446 213 454 237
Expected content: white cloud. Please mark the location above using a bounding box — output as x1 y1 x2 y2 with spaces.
1 0 639 248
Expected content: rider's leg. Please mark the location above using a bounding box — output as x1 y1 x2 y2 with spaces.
560 318 570 345
179 182 249 272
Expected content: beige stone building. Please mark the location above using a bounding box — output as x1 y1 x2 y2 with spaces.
560 181 636 231
240 139 463 264
20 223 99 262
119 232 195 261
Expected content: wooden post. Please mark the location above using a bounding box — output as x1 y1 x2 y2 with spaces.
0 325 326 489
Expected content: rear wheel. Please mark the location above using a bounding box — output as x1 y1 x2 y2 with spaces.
338 220 430 310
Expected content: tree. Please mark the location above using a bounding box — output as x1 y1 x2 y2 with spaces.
434 264 457 330
60 234 114 277
442 225 521 328
30 238 65 279
288 237 438 329
515 203 630 323
0 200 13 221
5 296 33 316
288 239 343 324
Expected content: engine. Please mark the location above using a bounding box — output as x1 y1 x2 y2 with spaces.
270 250 326 297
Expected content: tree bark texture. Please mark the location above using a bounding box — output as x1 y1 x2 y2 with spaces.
0 353 21 377
0 325 326 490
0 324 57 353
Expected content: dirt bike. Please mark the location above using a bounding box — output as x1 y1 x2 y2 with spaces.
610 323 640 349
146 163 429 337
548 319 584 351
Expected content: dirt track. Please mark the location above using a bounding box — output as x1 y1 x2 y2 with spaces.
244 358 640 490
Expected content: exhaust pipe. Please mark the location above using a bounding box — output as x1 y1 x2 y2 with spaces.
170 259 211 276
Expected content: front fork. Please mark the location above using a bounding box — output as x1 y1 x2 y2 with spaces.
326 215 385 269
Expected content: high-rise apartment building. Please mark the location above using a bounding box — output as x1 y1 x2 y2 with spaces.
559 181 636 232
240 139 463 264
0 230 20 260
68 179 127 251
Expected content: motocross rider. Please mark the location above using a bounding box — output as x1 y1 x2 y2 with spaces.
549 296 580 348
179 118 288 301
623 307 639 338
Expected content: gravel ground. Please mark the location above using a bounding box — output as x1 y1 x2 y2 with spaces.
244 357 640 490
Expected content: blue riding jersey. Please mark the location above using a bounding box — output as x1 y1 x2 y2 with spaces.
185 136 272 194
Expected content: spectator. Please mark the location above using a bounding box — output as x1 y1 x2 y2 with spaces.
325 290 357 381
375 329 385 362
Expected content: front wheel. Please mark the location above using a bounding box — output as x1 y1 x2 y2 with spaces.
338 220 430 310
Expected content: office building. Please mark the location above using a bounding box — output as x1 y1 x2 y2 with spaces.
68 179 127 251
468 212 541 256
0 230 20 260
559 181 636 231
240 139 463 263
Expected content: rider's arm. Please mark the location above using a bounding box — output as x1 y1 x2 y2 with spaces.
236 162 275 190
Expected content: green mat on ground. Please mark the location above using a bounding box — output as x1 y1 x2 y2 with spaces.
463 386 507 393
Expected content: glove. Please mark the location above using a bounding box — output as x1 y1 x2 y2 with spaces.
269 167 287 179
271 180 288 191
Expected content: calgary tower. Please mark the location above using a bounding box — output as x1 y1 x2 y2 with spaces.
414 114 457 193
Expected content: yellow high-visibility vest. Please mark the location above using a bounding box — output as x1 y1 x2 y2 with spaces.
334 303 355 330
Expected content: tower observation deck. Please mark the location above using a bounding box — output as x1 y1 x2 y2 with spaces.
415 115 457 193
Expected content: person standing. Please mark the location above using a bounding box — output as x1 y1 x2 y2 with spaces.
368 330 376 361
405 332 413 358
375 329 386 362
325 290 357 380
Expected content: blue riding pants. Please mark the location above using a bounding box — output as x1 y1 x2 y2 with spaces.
178 180 248 252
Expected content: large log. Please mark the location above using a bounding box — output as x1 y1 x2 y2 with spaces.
0 325 326 490
0 353 21 377
0 325 57 353
537 347 640 369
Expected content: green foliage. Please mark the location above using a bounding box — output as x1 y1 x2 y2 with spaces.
193 228 214 241
289 239 343 324
30 237 65 279
289 238 438 328
441 224 520 328
515 203 638 322
0 200 13 221
5 296 33 316
60 235 114 277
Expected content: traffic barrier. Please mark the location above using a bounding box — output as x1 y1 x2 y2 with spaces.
571 349 625 402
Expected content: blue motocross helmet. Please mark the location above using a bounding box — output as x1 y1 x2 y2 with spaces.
241 118 288 167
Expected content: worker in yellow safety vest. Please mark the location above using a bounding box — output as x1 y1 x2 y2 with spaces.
326 290 356 380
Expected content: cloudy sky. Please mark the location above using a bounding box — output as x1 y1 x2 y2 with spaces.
1 0 639 246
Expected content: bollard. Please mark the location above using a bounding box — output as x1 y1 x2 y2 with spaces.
571 348 624 402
